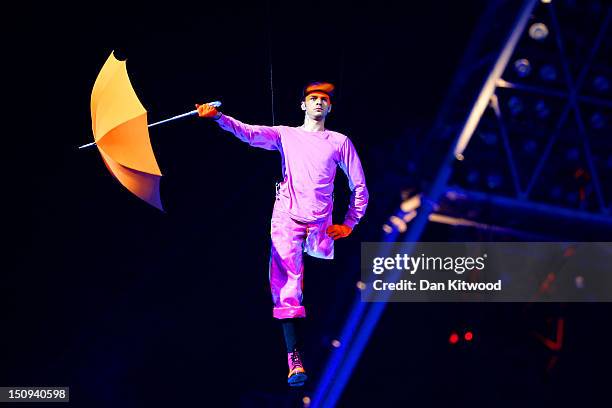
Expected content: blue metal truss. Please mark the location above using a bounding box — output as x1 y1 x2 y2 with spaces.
313 0 612 406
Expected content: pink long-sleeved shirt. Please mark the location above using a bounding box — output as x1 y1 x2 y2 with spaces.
215 114 369 228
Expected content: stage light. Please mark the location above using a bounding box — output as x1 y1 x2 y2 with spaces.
593 75 609 92
486 173 502 189
481 131 498 145
566 148 580 161
332 339 342 348
563 246 576 257
508 96 524 115
541 0 552 4
449 332 459 344
575 275 584 289
356 281 366 290
574 167 588 179
590 112 605 129
466 170 480 185
513 58 531 78
535 100 550 118
464 331 474 341
403 211 418 223
529 23 549 41
467 170 480 185
303 396 311 407
523 140 537 154
539 65 557 81
549 186 562 200
407 161 417 174
389 216 407 233
400 194 421 212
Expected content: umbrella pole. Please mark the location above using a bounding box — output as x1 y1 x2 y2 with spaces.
79 141 97 149
147 110 198 128
79 101 222 149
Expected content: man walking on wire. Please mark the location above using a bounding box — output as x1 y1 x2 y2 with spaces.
196 82 369 387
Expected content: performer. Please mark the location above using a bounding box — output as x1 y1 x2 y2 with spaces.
196 82 369 387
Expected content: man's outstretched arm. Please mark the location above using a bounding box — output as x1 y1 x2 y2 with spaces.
196 103 280 151
327 137 369 240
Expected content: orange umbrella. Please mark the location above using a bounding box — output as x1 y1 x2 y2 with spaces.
82 51 219 211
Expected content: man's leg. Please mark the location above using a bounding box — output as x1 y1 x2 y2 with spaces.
269 208 307 319
281 319 302 352
269 208 308 386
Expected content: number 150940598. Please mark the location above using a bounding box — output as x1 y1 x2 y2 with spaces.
0 387 69 402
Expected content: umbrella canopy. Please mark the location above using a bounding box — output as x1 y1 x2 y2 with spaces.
90 52 163 210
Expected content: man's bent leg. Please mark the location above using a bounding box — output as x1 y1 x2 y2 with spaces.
304 212 334 260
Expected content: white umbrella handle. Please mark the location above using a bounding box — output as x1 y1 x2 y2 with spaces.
78 101 222 149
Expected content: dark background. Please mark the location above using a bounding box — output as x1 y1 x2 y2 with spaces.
3 1 611 407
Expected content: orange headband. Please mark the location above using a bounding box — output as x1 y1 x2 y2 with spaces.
305 91 332 104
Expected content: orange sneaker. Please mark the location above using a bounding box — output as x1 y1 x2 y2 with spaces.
287 349 307 387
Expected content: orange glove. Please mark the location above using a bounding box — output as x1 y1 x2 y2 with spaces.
326 224 353 240
195 103 220 119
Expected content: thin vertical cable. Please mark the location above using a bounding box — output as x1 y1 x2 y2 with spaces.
266 0 276 126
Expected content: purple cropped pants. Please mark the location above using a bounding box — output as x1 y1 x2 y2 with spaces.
269 200 334 319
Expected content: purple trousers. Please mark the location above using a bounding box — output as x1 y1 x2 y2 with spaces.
269 200 334 319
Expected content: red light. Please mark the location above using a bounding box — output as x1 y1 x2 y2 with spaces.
449 332 459 344
464 331 474 341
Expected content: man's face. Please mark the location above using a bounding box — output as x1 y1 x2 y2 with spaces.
301 92 332 120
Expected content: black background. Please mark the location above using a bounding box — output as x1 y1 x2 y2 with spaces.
3 1 611 407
